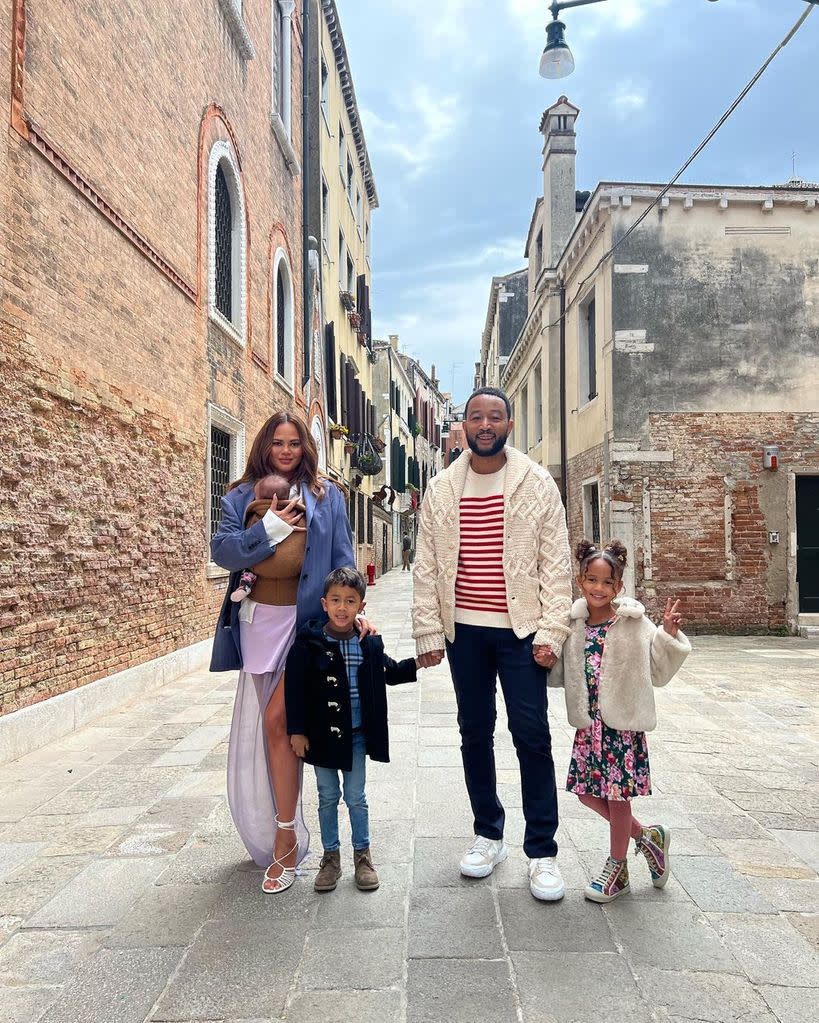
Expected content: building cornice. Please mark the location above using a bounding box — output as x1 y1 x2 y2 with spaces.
321 0 379 209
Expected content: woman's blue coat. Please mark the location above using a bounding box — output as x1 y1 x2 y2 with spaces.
209 480 355 671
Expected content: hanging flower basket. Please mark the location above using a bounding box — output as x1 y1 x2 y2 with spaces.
348 310 362 328
340 290 356 312
372 437 385 453
356 329 368 346
344 441 355 455
329 422 348 440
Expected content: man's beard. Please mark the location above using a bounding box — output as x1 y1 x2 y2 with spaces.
466 430 509 458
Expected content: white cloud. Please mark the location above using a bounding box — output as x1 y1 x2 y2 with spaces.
611 79 648 120
360 86 459 181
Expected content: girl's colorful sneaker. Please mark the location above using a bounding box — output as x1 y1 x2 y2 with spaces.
635 825 671 888
584 856 630 903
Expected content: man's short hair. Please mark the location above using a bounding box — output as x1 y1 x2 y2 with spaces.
323 566 367 599
464 387 512 420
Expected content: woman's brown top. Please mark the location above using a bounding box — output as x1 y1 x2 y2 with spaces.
244 497 306 605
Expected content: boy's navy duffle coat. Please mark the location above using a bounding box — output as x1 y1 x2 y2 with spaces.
209 481 354 672
285 619 417 772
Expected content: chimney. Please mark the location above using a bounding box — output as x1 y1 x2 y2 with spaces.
539 96 579 269
389 333 399 351
430 363 437 387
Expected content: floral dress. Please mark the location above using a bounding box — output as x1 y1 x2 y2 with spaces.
566 619 651 801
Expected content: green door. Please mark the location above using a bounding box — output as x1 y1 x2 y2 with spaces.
797 476 819 613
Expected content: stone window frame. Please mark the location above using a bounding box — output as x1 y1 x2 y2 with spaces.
577 285 598 411
272 246 296 394
218 0 256 60
208 141 248 348
206 405 246 577
270 0 300 175
581 476 602 547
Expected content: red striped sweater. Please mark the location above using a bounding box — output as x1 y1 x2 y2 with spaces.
454 466 512 629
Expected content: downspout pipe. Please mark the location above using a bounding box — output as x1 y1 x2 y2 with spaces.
301 0 311 387
559 280 568 517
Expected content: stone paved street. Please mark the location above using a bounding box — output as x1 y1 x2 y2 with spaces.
1 568 817 1023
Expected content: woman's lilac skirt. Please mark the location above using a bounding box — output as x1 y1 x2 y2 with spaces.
226 604 309 868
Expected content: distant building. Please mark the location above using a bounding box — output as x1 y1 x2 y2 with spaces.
496 96 819 634
480 269 528 389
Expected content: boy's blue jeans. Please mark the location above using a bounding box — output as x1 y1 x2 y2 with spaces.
314 730 370 851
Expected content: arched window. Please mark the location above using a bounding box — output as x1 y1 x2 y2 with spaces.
208 141 247 345
214 165 232 321
272 248 294 386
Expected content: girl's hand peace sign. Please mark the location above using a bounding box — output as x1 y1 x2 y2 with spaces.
662 598 683 637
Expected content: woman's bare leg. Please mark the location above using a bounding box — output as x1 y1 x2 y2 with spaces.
262 675 300 879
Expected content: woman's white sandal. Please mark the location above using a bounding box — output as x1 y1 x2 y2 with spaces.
262 816 298 894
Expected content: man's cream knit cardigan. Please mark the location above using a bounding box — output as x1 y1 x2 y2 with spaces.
411 447 572 656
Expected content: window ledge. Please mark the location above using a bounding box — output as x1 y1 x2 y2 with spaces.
206 562 230 580
275 372 295 397
217 0 256 60
577 394 599 413
270 113 301 176
209 307 245 348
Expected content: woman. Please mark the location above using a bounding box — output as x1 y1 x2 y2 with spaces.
210 411 358 893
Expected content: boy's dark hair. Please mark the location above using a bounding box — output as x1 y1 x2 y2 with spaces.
323 566 367 599
464 387 512 420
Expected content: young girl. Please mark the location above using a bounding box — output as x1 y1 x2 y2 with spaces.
551 540 690 903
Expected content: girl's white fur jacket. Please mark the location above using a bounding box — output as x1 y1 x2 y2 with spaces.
549 597 691 732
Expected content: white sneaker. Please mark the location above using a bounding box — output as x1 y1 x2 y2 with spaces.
529 856 565 901
459 836 508 878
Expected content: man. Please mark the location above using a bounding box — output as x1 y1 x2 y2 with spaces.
401 533 412 572
412 387 572 900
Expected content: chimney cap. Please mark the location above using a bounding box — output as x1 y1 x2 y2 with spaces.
539 96 580 133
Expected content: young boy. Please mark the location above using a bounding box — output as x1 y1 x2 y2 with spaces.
285 567 419 892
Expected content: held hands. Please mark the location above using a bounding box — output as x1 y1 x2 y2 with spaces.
533 644 556 669
417 650 444 669
269 494 307 532
662 598 683 637
290 734 309 758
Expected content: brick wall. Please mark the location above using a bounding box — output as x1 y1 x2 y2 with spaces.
566 443 605 558
612 413 819 631
0 1 308 713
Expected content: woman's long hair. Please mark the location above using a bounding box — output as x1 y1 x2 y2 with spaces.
229 411 325 499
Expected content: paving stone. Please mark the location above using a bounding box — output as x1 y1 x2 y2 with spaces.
746 876 819 912
783 911 819 951
105 881 222 948
758 983 819 1022
606 901 741 973
313 863 408 929
300 926 404 989
152 919 304 1019
708 912 819 986
42 824 125 857
513 950 648 1022
499 889 615 952
39 947 183 1023
283 989 402 1023
0 928 100 986
153 833 248 885
406 959 518 1023
0 843 46 881
3 987 61 1023
408 885 502 958
634 965 776 1022
769 829 819 872
670 856 775 912
27 856 171 927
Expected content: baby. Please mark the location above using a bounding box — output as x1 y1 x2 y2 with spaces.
230 473 295 602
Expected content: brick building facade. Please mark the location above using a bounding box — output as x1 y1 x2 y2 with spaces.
0 1 318 713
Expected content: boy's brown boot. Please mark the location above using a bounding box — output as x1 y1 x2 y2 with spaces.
353 847 380 891
314 850 342 892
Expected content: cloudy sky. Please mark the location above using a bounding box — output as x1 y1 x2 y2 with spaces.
339 0 818 402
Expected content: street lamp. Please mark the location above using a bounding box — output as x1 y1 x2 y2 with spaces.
539 0 607 80
539 0 753 79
